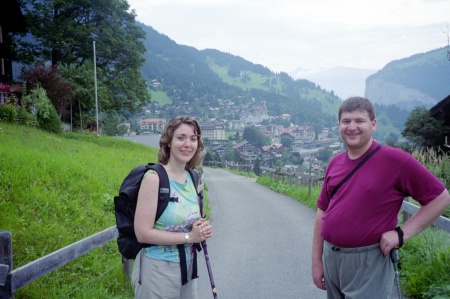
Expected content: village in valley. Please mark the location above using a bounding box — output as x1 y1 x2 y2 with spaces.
124 96 343 179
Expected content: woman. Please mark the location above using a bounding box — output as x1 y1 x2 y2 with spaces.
132 116 213 299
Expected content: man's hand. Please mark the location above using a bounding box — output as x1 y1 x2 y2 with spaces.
312 260 326 290
379 230 399 256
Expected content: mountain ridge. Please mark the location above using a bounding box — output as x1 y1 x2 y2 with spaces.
289 66 376 100
139 22 342 128
365 47 450 110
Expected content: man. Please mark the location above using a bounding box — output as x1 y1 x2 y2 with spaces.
311 97 450 299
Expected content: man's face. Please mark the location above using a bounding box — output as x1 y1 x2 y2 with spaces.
339 109 376 151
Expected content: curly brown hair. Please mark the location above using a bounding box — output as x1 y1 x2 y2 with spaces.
158 116 204 169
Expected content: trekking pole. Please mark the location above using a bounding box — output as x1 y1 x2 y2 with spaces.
390 248 403 299
201 240 218 299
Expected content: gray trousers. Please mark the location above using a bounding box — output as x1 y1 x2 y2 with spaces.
323 241 394 299
132 250 197 299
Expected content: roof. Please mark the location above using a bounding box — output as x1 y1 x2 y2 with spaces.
140 118 166 124
232 140 249 150
1 0 26 33
430 94 450 118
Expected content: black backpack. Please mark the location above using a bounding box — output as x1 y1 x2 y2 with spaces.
114 163 201 260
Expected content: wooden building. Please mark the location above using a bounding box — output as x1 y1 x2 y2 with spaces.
0 0 26 83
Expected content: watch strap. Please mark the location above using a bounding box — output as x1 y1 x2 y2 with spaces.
395 226 404 248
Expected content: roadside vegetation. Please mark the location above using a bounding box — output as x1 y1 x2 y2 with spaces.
256 151 450 299
0 123 209 298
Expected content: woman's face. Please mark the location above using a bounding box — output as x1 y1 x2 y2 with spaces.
168 123 198 164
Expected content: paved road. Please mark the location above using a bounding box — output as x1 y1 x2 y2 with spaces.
123 135 403 299
116 134 161 148
196 167 325 299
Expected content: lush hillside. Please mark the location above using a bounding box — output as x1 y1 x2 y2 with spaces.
139 23 340 128
138 23 427 139
0 124 157 298
365 47 450 110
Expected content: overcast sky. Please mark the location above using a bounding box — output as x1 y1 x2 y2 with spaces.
126 0 450 74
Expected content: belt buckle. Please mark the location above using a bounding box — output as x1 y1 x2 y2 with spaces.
332 246 341 252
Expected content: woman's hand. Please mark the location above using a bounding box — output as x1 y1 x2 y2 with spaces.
190 218 213 243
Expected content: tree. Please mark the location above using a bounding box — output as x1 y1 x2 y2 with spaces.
22 85 61 133
317 146 332 163
253 158 262 176
243 126 270 147
402 106 446 149
20 61 72 122
280 137 293 150
59 63 109 129
203 151 212 164
102 112 127 136
17 0 151 116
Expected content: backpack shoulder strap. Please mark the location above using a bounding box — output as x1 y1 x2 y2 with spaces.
187 168 199 190
147 163 177 221
187 168 204 217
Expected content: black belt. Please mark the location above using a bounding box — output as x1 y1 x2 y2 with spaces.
325 241 380 253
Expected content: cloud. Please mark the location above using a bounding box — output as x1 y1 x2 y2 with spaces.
127 0 450 72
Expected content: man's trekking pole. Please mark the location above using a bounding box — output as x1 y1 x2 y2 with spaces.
201 240 218 299
390 248 403 299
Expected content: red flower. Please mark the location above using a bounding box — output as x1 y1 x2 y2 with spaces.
0 83 11 92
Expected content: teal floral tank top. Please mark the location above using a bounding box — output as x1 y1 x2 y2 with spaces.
143 170 201 262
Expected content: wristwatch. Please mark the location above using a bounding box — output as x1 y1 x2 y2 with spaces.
184 233 190 244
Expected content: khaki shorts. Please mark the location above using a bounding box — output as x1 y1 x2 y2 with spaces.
132 250 197 299
323 241 394 299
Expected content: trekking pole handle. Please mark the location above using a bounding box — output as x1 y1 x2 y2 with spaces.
390 248 399 263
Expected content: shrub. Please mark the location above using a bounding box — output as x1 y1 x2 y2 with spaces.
17 106 37 126
401 228 450 299
37 104 61 134
0 104 17 123
22 85 61 134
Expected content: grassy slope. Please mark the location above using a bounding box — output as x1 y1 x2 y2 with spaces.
1 124 158 298
208 60 339 116
149 90 173 106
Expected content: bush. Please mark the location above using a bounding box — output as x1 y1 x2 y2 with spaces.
401 228 450 299
22 85 61 134
412 148 450 218
0 104 17 123
37 104 61 134
17 106 37 126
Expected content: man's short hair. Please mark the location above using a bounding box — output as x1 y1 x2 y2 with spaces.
339 97 376 121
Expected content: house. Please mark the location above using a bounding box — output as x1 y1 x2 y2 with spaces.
0 0 26 84
211 143 227 157
262 143 284 155
292 125 315 140
233 140 260 154
430 94 450 149
139 118 166 132
201 122 226 141
280 132 295 141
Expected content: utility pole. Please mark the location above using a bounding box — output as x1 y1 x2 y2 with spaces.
93 41 99 136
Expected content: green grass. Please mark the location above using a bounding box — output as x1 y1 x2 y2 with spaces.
401 228 450 299
208 61 278 92
256 175 319 210
149 90 172 106
0 123 208 298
